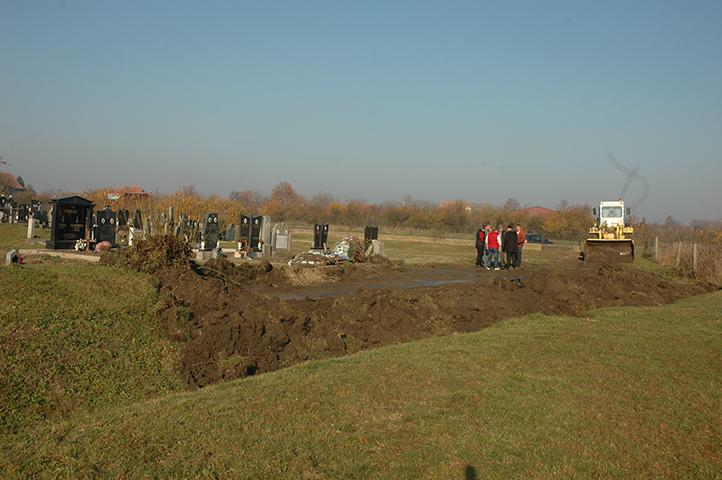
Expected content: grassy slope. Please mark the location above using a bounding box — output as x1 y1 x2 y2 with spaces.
2 292 720 479
1 225 185 434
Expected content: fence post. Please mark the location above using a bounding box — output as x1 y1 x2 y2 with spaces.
676 241 682 268
655 237 659 261
693 243 698 275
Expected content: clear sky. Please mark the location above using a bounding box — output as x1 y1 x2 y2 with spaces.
1 1 720 224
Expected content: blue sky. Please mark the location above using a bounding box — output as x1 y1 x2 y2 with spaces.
1 1 720 224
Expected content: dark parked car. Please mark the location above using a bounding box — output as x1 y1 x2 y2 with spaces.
526 233 553 244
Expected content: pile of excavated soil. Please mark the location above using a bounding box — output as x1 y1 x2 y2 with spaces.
152 257 715 389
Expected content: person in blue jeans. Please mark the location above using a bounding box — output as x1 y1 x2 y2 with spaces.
486 225 502 270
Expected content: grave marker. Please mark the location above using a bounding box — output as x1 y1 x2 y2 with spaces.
312 223 329 251
46 195 94 250
202 212 219 250
96 205 117 245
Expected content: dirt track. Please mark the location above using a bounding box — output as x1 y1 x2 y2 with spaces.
150 257 715 389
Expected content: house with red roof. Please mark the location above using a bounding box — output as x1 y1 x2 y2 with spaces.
509 206 557 218
440 201 473 211
0 172 25 196
107 186 150 201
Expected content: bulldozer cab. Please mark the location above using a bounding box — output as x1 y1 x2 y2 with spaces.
586 200 634 263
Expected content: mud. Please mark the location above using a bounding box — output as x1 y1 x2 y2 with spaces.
147 256 716 389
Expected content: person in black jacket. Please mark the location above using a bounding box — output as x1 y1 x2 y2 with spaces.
503 224 518 269
475 225 485 267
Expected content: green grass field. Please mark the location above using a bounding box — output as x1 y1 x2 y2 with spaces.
1 223 720 479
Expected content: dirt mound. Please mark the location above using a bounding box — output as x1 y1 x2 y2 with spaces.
100 235 193 274
151 257 715 389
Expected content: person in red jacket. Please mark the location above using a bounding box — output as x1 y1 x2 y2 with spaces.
516 223 526 268
486 225 502 270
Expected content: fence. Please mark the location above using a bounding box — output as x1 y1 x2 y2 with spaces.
652 238 722 285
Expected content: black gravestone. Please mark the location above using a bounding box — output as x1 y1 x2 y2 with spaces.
364 226 379 243
239 214 251 242
202 212 219 250
132 210 143 230
250 215 262 251
46 196 94 250
16 204 30 223
312 223 330 250
96 206 117 245
227 224 235 242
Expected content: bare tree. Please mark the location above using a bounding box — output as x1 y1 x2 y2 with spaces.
503 197 521 212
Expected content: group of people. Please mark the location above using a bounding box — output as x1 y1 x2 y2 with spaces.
475 223 526 270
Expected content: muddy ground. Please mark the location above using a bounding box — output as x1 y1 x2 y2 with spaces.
148 256 716 389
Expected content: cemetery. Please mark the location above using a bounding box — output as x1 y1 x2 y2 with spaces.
26 193 386 269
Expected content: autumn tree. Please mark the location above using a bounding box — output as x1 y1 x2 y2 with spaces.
543 203 593 241
271 182 302 207
229 190 268 213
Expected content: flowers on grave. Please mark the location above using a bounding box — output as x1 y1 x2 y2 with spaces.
74 239 87 251
95 241 112 253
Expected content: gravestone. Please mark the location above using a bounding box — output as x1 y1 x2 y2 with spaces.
260 215 272 254
96 205 117 245
239 214 251 241
16 204 30 223
312 223 329 250
117 209 130 246
132 210 143 229
202 212 219 250
250 215 262 251
46 195 94 250
36 209 49 228
272 223 292 257
364 226 379 243
227 223 235 242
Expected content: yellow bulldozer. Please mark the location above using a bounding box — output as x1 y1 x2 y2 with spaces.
584 200 634 263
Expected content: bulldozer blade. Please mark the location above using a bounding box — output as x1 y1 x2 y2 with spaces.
584 239 634 263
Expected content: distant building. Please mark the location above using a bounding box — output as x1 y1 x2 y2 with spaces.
440 201 473 211
108 186 150 201
0 172 25 196
509 206 557 218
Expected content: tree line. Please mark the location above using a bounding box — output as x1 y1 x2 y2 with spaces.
4 177 721 245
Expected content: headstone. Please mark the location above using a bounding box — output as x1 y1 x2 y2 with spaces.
46 195 95 250
6 249 21 265
364 226 379 242
227 223 235 241
312 223 329 250
272 223 292 257
260 215 272 251
202 212 219 250
132 210 143 230
26 211 34 239
96 205 117 245
116 209 130 246
250 215 262 251
16 204 30 223
239 214 251 243
36 209 49 228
